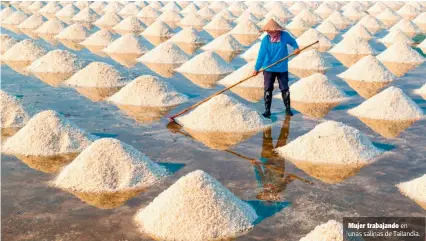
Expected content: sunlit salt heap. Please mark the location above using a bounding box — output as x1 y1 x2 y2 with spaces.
316 20 339 36
161 1 182 12
39 1 62 15
0 7 14 21
300 220 343 241
314 2 336 19
103 34 148 55
209 1 228 12
28 1 46 12
17 13 45 30
219 61 263 88
0 90 32 128
228 1 247 15
377 42 425 64
275 121 383 164
343 23 373 40
201 34 244 52
53 138 168 193
0 34 18 53
149 1 164 10
368 2 390 16
118 2 141 16
72 7 100 23
35 18 67 34
324 12 351 30
80 29 116 47
289 50 332 71
348 87 423 121
74 1 90 10
197 6 215 19
397 174 426 208
329 36 376 55
137 5 162 19
176 51 234 75
2 110 96 156
90 1 107 12
338 55 396 83
167 27 205 44
230 19 260 35
180 2 199 15
2 39 46 62
293 9 322 26
55 3 79 18
103 2 124 13
257 15 286 29
27 49 85 74
235 12 260 24
297 28 333 49
158 9 183 23
113 16 146 32
138 42 189 64
413 13 426 27
179 12 207 27
379 30 414 45
342 6 367 21
267 5 294 21
389 19 421 37
3 10 28 25
108 75 188 107
240 42 260 61
135 170 258 241
177 94 271 132
141 20 174 37
358 15 385 34
289 1 310 15
377 8 402 24
286 18 310 33
55 23 90 41
94 12 123 28
397 4 422 19
66 62 128 87
203 15 234 31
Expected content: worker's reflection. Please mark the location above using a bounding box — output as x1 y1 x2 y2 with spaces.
253 116 312 201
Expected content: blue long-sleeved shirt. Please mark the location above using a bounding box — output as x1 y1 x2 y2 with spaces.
254 31 299 72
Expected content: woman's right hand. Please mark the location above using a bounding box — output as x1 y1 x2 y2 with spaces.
252 70 260 76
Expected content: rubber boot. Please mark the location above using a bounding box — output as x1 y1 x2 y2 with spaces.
282 90 294 116
262 91 273 118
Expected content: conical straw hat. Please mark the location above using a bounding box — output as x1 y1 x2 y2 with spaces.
260 19 284 32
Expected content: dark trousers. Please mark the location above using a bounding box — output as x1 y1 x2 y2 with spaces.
263 71 289 92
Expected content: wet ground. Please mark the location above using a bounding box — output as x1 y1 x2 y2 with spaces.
1 21 426 241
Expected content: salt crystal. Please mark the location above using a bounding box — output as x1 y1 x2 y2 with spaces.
140 20 174 37
0 34 18 53
230 19 260 35
397 174 426 208
377 41 425 63
203 15 234 30
201 34 244 52
137 42 189 64
240 42 260 61
342 23 373 40
2 39 46 62
17 13 45 29
218 60 263 88
39 1 62 14
329 36 377 55
72 7 100 23
0 90 32 128
2 110 96 156
2 10 28 25
94 11 123 28
289 50 332 71
35 18 67 34
108 75 188 107
80 29 116 47
176 51 234 75
55 23 90 41
113 16 146 32
134 170 258 241
297 28 333 49
52 138 169 193
27 49 85 74
66 62 128 87
300 220 343 241
118 3 141 16
167 27 205 44
55 3 79 18
338 55 396 83
102 34 148 55
348 86 423 120
379 29 414 45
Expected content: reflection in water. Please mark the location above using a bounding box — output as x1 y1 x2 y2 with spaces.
331 53 369 67
232 34 260 46
58 39 85 51
32 72 75 87
142 63 181 78
4 60 32 76
184 128 259 150
37 33 60 45
1 127 20 144
230 86 263 103
83 45 109 57
291 101 341 119
380 61 421 77
175 43 204 55
71 188 146 209
180 73 228 89
19 29 40 39
115 104 171 124
289 68 328 78
356 117 419 138
343 79 391 98
2 25 23 35
74 87 122 102
14 153 79 173
106 53 141 68
204 29 230 38
142 36 170 46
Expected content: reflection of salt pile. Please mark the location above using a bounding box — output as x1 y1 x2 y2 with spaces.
103 34 148 55
230 19 260 35
300 220 343 241
2 39 46 62
167 27 205 44
0 90 31 128
343 23 373 40
109 75 188 107
94 12 123 28
135 170 258 241
53 138 168 192
289 50 332 77
35 18 66 34
329 36 376 66
55 23 90 41
3 10 28 25
55 3 79 18
414 84 426 99
17 13 45 30
276 121 383 164
176 51 234 75
377 8 402 27
138 42 189 64
80 29 115 47
316 20 339 40
2 110 95 156
72 7 100 24
0 34 18 53
389 19 421 37
141 20 174 37
297 28 333 52
376 42 425 77
177 94 271 132
66 62 128 87
379 29 414 46
27 49 85 74
397 174 426 209
201 34 244 52
240 42 260 61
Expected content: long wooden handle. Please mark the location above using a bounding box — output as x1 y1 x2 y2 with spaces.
170 41 319 120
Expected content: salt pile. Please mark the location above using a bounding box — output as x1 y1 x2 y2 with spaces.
228 1 247 15
338 55 396 83
230 19 260 35
0 90 31 128
389 19 421 37
397 174 426 209
368 2 390 16
314 2 335 19
149 1 163 10
235 12 260 23
342 6 367 21
201 34 244 52
89 1 107 12
66 62 128 87
26 49 85 74
161 1 182 12
103 2 124 13
197 6 215 19
53 138 168 193
141 20 174 37
179 12 207 28
35 18 67 34
118 3 141 16
0 34 18 53
324 12 351 30
358 15 385 34
240 42 260 61
2 10 28 25
293 9 322 27
316 20 339 39
158 9 183 23
377 8 402 26
71 7 100 23
203 15 234 31
0 7 14 21
379 29 414 46
167 27 205 44
275 121 383 164
244 5 268 18
413 13 426 31
300 220 343 241
268 5 294 21
2 39 46 62
296 28 333 51
177 94 270 132
113 16 146 33
289 1 310 15
289 50 332 77
329 36 376 55
209 1 228 12
397 4 421 20
342 23 373 40
94 12 123 28
138 42 189 64
137 5 162 19
55 3 79 18
216 9 237 21
74 1 90 10
134 170 258 241
80 29 116 47
55 23 90 41
348 86 423 121
176 51 234 75
180 3 199 15
219 61 263 88
39 2 62 15
17 13 45 30
2 110 95 156
286 18 310 37
108 75 188 107
102 34 148 55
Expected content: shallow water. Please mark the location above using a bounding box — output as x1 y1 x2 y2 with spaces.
1 20 426 241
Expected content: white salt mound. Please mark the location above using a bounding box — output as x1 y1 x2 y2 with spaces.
289 50 332 70
218 61 266 88
329 36 376 55
316 20 339 34
27 49 85 74
348 86 423 121
377 8 402 22
177 94 271 132
66 62 128 87
324 12 351 29
0 34 18 53
137 42 189 64
179 12 207 27
300 220 343 241
80 29 116 47
397 174 426 206
108 75 188 107
197 6 215 19
343 23 373 39
94 12 123 28
180 3 199 15
0 7 15 21
3 10 28 25
287 73 347 103
203 15 234 30
158 9 183 23
55 23 90 41
389 19 421 35
53 138 168 193
0 90 32 128
240 42 260 61
39 2 62 14
413 12 426 25
379 30 414 45
118 2 141 16
275 121 383 164
235 12 260 24
293 9 322 26
55 3 79 18
72 7 100 23
35 18 67 35
103 2 123 13
175 51 234 75
17 13 45 29
286 18 310 31
2 39 46 62
135 170 258 241
230 19 260 35
377 42 425 64
2 110 96 156
141 20 174 37
201 34 244 52
113 16 146 32
103 34 148 55
358 15 385 33
137 5 162 19
338 55 396 83
167 27 205 44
